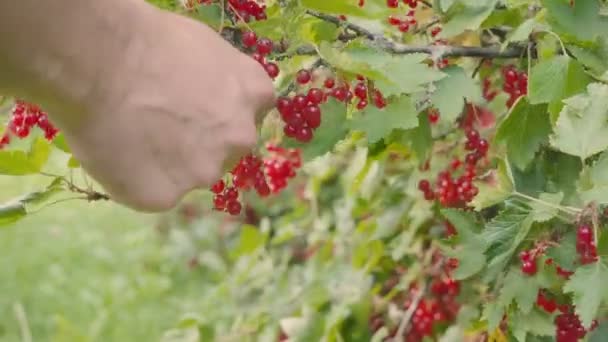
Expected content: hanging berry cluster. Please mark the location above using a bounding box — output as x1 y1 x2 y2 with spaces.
418 128 488 208
277 71 387 143
555 309 598 342
385 0 418 9
195 0 267 22
576 223 598 265
1 100 59 149
369 253 460 342
211 145 302 216
264 144 302 193
501 64 528 108
387 10 417 33
240 31 281 79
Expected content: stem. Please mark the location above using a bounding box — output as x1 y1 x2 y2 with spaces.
304 10 529 59
512 191 581 215
13 302 32 342
393 286 425 340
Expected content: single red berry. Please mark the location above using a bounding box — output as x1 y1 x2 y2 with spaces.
354 83 367 99
398 22 410 32
418 179 431 192
387 0 399 8
251 52 265 64
296 69 311 84
307 88 324 104
324 78 335 89
303 105 321 129
356 99 368 110
292 95 308 111
388 15 401 25
213 194 227 210
264 62 279 78
211 180 225 194
256 38 273 55
225 187 239 201
227 201 242 215
242 31 257 47
295 126 313 142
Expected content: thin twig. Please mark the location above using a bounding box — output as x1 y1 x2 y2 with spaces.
304 10 528 59
13 302 32 342
393 287 425 340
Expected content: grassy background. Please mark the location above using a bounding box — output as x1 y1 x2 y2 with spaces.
0 149 206 342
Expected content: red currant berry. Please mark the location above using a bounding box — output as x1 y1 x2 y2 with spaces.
242 31 257 47
296 69 311 84
256 38 273 55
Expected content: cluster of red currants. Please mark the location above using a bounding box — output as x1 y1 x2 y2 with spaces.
519 248 540 275
197 0 267 22
211 154 267 215
264 144 302 193
501 64 528 108
555 309 598 342
369 254 460 342
277 71 388 143
240 31 280 79
387 10 417 33
386 0 418 8
536 290 558 314
418 128 487 208
576 223 598 265
1 100 59 149
211 146 302 216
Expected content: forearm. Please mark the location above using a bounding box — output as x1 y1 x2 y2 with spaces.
0 0 155 114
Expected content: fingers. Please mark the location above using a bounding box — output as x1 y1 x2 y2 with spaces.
239 54 276 126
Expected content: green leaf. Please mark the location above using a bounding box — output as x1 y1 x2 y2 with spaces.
495 98 551 170
547 59 594 125
351 95 418 144
483 204 534 279
52 133 71 153
563 261 608 329
503 18 537 46
403 113 432 162
528 56 570 104
542 0 608 43
529 192 563 222
318 42 388 82
430 66 482 124
345 46 446 97
579 151 608 204
440 209 486 279
509 308 555 342
193 3 223 30
439 0 500 38
0 137 51 175
482 302 504 332
568 36 608 76
498 267 548 314
546 231 577 270
230 225 267 257
0 179 66 227
286 98 349 161
550 83 608 160
0 202 27 226
471 159 515 210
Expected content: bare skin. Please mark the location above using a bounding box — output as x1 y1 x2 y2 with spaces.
0 1 275 212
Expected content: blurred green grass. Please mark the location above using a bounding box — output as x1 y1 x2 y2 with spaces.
0 149 205 342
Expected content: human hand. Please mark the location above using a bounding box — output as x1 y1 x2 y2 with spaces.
48 6 275 212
